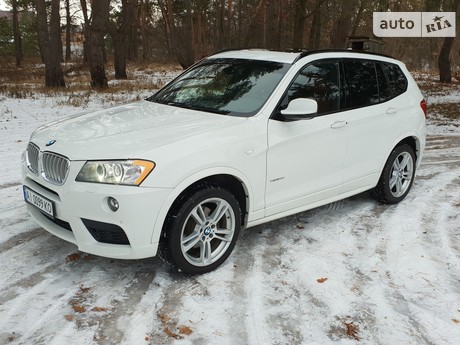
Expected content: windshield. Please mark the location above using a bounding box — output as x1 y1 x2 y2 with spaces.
148 58 291 117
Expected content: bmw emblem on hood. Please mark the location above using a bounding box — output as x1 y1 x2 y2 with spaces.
45 140 56 147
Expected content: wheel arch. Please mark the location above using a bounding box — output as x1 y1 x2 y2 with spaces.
151 168 251 244
396 136 419 163
167 174 248 226
379 134 421 174
372 138 418 204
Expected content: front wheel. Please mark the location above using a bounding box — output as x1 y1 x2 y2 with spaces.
160 186 241 274
372 144 416 204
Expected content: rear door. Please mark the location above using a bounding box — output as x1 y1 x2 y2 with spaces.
341 59 407 192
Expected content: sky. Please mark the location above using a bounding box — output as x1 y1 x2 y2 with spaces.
0 0 9 11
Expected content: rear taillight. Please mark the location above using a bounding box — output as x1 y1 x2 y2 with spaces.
420 99 427 118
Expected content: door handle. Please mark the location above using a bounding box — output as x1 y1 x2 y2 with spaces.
330 121 348 129
386 107 397 114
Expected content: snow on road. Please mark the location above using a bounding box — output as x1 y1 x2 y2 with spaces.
0 79 459 345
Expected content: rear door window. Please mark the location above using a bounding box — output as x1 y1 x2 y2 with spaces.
343 60 379 108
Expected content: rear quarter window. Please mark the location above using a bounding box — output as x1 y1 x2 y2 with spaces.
382 62 408 97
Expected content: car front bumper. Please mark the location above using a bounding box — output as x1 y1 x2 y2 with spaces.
22 156 172 260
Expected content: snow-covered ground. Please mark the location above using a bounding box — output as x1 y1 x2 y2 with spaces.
0 74 459 345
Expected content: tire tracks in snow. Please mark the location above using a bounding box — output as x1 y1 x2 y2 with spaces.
371 133 460 344
1 134 459 344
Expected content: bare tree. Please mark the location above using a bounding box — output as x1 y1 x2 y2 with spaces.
174 0 195 68
157 0 172 56
88 0 110 88
12 0 22 67
293 0 324 50
8 0 454 75
292 0 307 49
139 0 151 61
79 0 90 63
108 0 137 79
438 0 460 82
330 0 357 48
308 0 323 49
65 0 71 61
35 0 65 87
243 0 267 48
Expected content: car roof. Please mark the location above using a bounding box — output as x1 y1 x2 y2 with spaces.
208 49 396 65
209 49 302 64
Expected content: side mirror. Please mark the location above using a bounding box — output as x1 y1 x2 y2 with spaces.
280 98 318 120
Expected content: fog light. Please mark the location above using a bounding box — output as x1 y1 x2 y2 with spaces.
107 197 119 212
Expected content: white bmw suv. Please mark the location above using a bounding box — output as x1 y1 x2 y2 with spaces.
22 49 427 274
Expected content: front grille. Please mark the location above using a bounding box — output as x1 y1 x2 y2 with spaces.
27 143 40 175
82 218 130 245
26 142 71 186
41 152 70 185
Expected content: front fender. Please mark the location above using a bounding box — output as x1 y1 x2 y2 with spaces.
149 166 254 244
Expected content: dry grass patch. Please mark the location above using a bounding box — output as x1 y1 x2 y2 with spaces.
418 80 460 95
0 59 181 106
428 103 460 120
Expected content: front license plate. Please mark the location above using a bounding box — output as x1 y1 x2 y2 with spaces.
23 186 55 218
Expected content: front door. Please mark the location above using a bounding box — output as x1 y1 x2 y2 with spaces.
265 60 347 216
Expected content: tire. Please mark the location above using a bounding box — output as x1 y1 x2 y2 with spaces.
372 144 416 204
160 185 241 274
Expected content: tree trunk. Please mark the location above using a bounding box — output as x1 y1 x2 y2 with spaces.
35 0 66 87
127 0 138 60
12 0 23 67
243 0 266 48
140 0 148 61
112 34 127 79
217 0 225 49
65 0 72 61
109 0 136 79
109 27 127 79
330 0 355 48
157 0 172 56
438 37 455 82
227 0 233 46
293 0 324 50
80 0 90 64
176 0 195 68
89 0 109 88
167 0 174 56
350 0 365 37
308 1 322 49
238 0 243 46
265 0 281 50
438 0 460 82
292 0 307 50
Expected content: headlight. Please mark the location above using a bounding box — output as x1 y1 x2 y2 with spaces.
76 160 155 186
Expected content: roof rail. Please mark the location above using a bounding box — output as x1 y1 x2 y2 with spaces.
292 48 394 62
210 47 395 63
211 48 248 55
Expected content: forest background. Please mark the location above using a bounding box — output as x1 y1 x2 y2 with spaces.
0 0 459 90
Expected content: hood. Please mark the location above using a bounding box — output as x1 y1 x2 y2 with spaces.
31 101 247 160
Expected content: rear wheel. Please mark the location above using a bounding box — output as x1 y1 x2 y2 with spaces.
160 186 241 274
373 144 416 204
